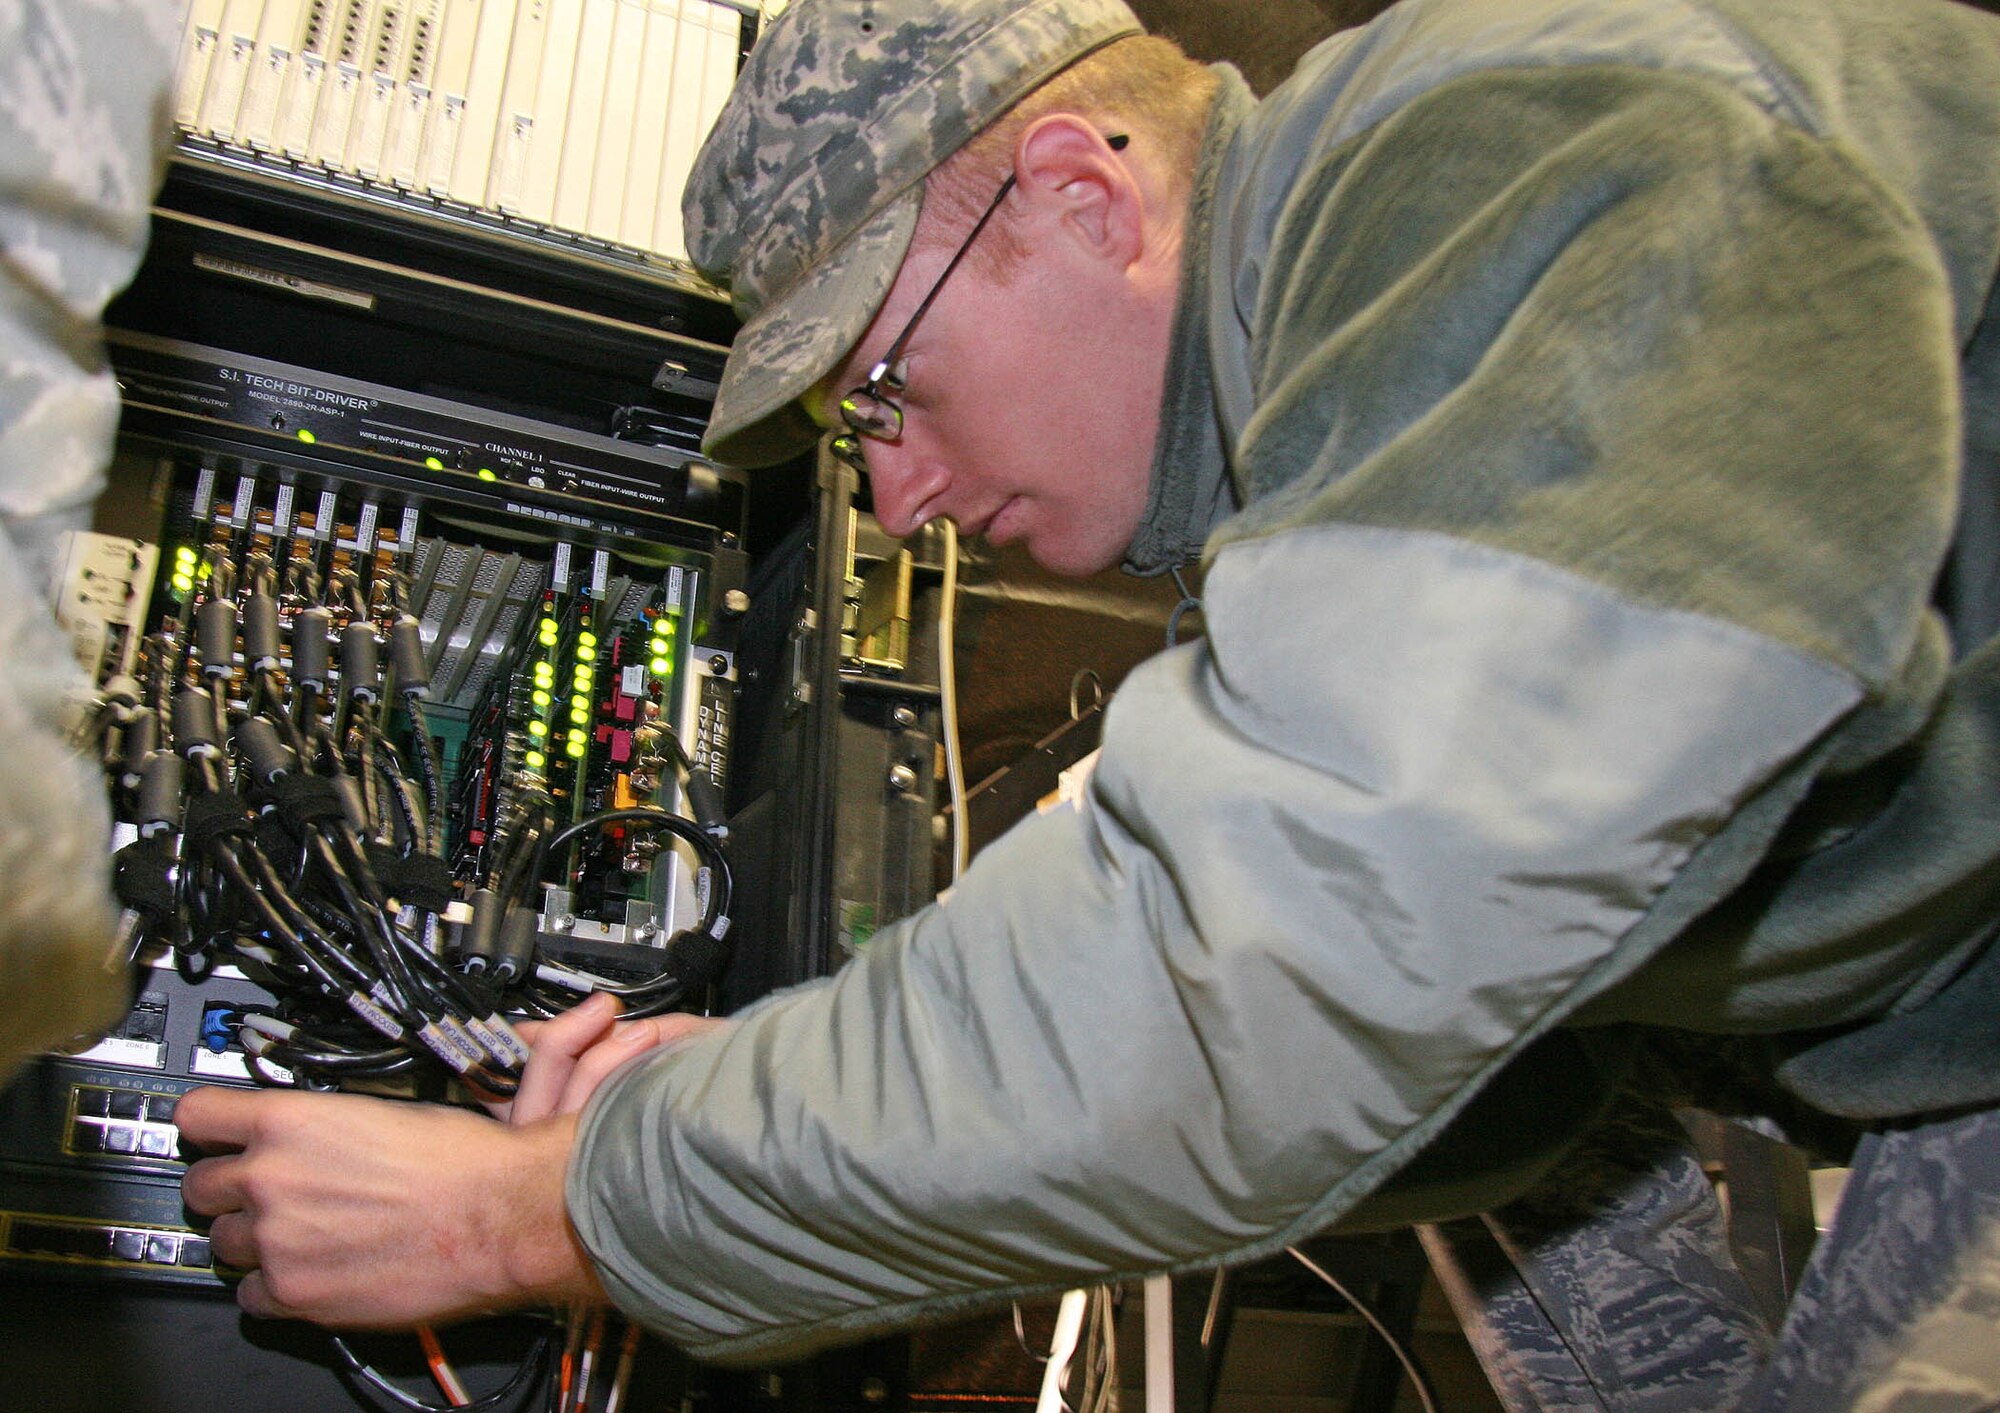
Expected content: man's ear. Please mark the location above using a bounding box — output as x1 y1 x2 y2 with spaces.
1011 114 1144 265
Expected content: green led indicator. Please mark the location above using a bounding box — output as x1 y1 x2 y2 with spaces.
569 705 589 725
648 656 670 676
577 631 598 650
531 689 550 707
566 741 586 759
527 720 548 739
648 636 670 657
525 750 546 770
477 468 497 482
295 428 316 444
171 573 194 594
424 456 445 471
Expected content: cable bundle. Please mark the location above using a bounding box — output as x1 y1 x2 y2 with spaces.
97 545 731 1097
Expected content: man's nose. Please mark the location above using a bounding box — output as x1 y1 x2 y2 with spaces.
861 443 948 539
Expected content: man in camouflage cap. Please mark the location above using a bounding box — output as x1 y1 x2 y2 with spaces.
675 0 1216 578
682 0 1145 471
183 0 2000 1406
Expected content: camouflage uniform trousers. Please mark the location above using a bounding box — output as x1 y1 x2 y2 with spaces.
1422 1092 2000 1411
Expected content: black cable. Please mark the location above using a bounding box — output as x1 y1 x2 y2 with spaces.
540 808 733 936
330 1327 554 1413
371 727 427 853
491 795 555 902
510 807 733 1019
239 846 380 992
209 845 360 998
406 696 445 855
306 830 429 1027
260 1043 419 1078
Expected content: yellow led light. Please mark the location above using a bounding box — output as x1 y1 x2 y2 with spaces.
533 662 554 682
476 468 497 482
295 428 316 444
648 637 670 657
648 657 670 676
174 546 197 566
566 741 586 759
577 632 598 650
171 573 194 593
524 750 546 770
569 706 589 726
527 720 548 738
424 456 445 471
573 672 593 690
531 689 550 707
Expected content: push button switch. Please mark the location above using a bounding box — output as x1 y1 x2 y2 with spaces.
74 1088 112 1119
107 1091 145 1120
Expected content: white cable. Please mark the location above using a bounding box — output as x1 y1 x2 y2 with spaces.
937 521 969 883
1092 1287 1120 1413
240 1013 299 1041
1285 1245 1440 1413
1036 1287 1091 1413
1144 1273 1175 1413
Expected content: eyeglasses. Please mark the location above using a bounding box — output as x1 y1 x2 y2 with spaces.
831 134 1130 470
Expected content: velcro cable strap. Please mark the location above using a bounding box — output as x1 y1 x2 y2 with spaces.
112 834 178 918
271 774 349 839
180 791 257 855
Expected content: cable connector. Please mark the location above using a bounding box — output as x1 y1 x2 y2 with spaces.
200 1008 242 1053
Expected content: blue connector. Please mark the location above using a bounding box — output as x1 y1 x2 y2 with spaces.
199 1008 240 1053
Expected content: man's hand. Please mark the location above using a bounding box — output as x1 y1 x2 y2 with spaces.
177 1087 599 1327
176 997 732 1328
499 992 733 1125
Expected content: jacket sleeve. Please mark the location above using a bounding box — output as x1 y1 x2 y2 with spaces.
568 65 1957 1363
0 2 176 1077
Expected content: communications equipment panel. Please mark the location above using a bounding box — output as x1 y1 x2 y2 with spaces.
0 4 951 1405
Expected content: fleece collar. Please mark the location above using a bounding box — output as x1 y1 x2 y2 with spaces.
1122 65 1255 577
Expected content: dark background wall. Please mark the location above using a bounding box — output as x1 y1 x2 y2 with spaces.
1126 0 1383 93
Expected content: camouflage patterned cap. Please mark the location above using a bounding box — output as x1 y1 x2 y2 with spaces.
684 0 1144 468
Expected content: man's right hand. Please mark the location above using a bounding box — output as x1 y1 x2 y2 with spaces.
176 1086 599 1327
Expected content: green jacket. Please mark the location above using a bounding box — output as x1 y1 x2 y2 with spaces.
570 0 2000 1363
